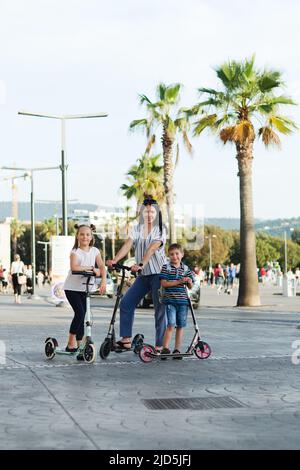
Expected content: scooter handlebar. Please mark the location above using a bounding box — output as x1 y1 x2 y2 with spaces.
71 270 96 277
111 263 142 277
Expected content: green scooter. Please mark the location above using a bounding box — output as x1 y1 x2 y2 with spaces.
45 271 97 364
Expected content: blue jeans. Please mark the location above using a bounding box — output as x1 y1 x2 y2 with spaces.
119 274 167 347
165 304 188 328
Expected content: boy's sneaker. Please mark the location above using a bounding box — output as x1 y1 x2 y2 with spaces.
161 347 171 360
172 349 182 360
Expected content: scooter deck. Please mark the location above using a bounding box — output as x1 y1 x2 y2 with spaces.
148 351 194 359
54 349 80 356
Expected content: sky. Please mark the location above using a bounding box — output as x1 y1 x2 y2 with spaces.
0 0 300 220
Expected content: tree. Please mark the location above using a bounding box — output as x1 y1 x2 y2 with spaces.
130 83 193 242
291 229 300 245
187 56 297 306
40 218 57 241
256 233 280 267
10 218 26 257
121 154 165 206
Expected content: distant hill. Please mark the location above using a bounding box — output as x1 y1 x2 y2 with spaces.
205 218 240 230
1 202 299 236
0 201 98 221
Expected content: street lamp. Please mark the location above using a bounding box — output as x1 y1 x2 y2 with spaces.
284 228 295 274
1 165 60 298
37 241 50 273
95 232 106 262
18 110 108 235
205 234 217 271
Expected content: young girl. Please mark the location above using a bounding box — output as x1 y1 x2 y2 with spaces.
64 224 106 353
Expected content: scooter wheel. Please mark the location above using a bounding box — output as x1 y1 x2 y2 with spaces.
139 344 155 363
45 338 57 360
99 339 111 359
194 341 211 360
132 333 144 354
83 343 96 363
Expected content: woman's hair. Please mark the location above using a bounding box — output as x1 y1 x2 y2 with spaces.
139 195 163 236
14 254 20 261
73 224 96 249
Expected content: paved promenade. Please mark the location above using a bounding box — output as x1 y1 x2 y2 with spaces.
0 285 300 450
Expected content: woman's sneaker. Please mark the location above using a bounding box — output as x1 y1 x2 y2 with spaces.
172 349 182 360
161 347 171 360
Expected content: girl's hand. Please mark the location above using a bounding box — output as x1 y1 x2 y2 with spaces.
98 282 106 295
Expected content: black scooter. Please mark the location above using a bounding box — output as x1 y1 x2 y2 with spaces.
99 264 144 359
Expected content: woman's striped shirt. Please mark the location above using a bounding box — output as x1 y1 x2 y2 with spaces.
129 224 167 276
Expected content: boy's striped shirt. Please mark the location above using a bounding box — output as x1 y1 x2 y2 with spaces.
159 262 195 305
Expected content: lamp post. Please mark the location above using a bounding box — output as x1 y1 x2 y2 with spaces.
284 227 295 274
37 241 50 273
1 165 60 298
205 234 217 271
18 110 108 235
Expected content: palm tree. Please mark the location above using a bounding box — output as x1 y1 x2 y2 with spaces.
121 154 165 205
40 218 57 241
130 83 192 242
187 56 297 306
10 218 26 256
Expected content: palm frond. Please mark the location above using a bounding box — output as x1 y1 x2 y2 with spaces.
220 126 236 144
145 134 156 154
193 114 217 135
269 115 298 134
198 87 220 95
233 121 255 143
182 130 193 153
157 83 167 101
165 83 181 104
175 143 180 167
220 121 255 144
129 119 149 131
258 127 281 147
139 94 152 105
258 70 282 93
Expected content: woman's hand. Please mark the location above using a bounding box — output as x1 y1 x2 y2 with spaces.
131 264 142 273
107 259 116 269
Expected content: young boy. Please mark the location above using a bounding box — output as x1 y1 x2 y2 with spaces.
159 243 195 359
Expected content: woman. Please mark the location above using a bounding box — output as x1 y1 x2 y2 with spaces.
10 254 25 304
107 197 167 353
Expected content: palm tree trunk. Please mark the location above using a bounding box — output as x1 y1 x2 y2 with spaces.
162 127 176 243
236 142 261 306
12 237 17 257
